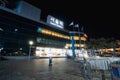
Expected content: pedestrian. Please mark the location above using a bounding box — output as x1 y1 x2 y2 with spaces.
49 57 52 66
48 49 52 66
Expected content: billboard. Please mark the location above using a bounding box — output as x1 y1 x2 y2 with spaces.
47 15 64 29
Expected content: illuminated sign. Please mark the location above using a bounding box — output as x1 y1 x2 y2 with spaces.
47 15 64 29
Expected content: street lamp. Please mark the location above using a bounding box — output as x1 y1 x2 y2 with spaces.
29 40 33 60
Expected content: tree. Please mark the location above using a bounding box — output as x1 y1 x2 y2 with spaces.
87 37 117 49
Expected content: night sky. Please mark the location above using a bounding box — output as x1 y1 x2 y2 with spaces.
7 0 120 39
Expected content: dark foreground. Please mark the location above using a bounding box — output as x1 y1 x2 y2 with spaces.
0 58 112 80
0 58 86 80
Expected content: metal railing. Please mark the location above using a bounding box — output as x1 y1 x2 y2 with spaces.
78 57 120 80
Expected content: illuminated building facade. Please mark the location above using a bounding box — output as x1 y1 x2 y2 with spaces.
0 1 87 57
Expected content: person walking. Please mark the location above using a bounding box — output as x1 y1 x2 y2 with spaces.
48 49 52 66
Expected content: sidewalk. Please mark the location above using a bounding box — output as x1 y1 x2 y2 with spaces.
0 58 86 80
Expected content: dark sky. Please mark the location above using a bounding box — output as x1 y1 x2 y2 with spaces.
8 0 120 39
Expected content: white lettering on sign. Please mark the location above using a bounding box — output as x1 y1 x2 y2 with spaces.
47 15 64 29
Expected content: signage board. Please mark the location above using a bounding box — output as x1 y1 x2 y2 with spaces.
47 15 64 29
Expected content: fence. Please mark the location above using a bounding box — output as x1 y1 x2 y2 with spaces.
78 57 120 80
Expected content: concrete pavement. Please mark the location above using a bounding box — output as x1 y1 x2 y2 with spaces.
0 58 108 80
0 58 85 80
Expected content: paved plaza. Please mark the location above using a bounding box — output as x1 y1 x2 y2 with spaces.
0 58 84 80
0 57 112 80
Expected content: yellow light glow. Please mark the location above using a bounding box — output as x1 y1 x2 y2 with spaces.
66 43 85 47
41 29 87 41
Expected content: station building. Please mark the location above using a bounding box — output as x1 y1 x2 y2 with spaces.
0 1 87 57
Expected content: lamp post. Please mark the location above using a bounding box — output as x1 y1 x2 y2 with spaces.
77 26 82 51
29 41 33 60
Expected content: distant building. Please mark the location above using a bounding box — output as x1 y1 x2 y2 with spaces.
0 1 87 57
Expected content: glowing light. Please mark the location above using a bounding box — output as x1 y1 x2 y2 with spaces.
29 41 33 45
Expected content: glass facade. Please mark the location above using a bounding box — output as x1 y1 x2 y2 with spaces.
0 6 87 57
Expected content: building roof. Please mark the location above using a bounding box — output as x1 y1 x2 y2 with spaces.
0 6 70 34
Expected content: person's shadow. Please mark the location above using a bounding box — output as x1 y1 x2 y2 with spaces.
48 65 52 71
